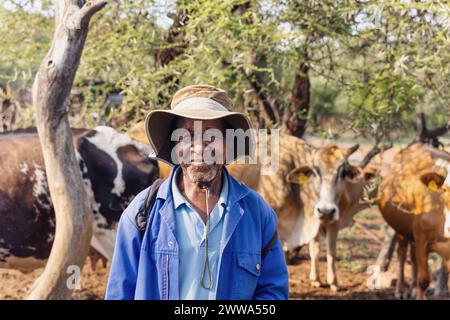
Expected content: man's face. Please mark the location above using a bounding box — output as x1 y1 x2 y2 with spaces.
173 117 226 186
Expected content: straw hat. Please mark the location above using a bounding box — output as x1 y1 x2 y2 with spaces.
145 84 254 166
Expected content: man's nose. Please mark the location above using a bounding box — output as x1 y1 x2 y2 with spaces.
191 138 206 160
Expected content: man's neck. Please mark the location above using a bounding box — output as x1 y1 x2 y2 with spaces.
176 168 224 223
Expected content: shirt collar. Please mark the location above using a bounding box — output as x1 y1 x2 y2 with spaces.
171 166 229 211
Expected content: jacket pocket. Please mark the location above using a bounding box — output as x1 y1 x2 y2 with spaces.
234 253 261 299
237 253 261 276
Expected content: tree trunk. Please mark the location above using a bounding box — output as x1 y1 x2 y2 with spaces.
27 0 106 300
238 61 280 127
282 62 310 138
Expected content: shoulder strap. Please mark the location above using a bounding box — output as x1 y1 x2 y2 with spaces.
135 178 165 238
262 230 278 260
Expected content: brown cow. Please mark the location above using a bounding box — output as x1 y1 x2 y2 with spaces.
378 143 450 299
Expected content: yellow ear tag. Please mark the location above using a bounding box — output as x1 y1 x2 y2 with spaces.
428 180 438 192
298 172 309 184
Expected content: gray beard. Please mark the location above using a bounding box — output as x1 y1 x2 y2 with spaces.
184 165 220 188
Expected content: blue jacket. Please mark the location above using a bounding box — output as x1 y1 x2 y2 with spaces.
105 166 289 300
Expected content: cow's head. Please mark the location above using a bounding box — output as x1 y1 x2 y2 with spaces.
286 144 377 222
76 126 159 223
420 159 450 238
75 126 159 259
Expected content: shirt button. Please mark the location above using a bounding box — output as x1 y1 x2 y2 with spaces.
168 240 173 247
256 263 261 271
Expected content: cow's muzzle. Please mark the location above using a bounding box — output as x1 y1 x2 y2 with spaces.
314 204 339 221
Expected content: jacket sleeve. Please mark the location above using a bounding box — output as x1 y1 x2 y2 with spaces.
254 205 289 300
105 207 142 300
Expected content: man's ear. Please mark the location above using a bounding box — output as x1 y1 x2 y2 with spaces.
286 165 314 185
420 171 446 192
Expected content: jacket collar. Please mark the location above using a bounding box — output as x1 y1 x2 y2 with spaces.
171 165 229 211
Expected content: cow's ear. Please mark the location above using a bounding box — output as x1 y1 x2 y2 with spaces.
73 129 97 150
420 171 446 192
286 166 314 185
362 166 378 181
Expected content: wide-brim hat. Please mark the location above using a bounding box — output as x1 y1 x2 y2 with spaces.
145 84 254 166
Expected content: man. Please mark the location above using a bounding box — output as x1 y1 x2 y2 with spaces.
105 84 288 300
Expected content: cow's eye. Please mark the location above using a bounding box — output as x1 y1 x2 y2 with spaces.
340 165 356 180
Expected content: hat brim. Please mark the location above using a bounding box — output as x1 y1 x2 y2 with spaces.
145 109 254 166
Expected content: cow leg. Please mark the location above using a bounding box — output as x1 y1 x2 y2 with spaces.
429 241 450 297
415 240 430 300
434 261 449 297
375 226 397 272
409 241 417 298
395 235 409 299
326 223 339 291
309 236 322 288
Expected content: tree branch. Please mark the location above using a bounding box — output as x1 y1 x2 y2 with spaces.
237 64 280 126
65 0 107 29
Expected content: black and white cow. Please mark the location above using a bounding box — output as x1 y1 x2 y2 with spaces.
0 126 159 271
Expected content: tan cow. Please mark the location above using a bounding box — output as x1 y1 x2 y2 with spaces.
283 143 378 290
228 134 313 249
378 144 450 299
230 138 379 291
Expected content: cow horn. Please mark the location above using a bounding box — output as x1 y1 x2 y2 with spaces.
429 149 450 177
345 144 360 158
360 142 393 168
430 149 450 163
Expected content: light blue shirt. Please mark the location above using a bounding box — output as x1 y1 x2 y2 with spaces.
171 166 228 300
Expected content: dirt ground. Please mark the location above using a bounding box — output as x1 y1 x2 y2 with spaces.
1 208 448 300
